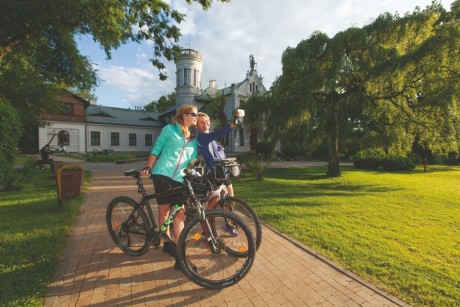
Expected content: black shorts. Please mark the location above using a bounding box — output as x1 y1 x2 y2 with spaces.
151 175 186 206
223 178 232 186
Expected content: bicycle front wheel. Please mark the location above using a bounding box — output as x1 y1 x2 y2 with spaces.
176 210 256 289
106 196 150 256
216 196 262 250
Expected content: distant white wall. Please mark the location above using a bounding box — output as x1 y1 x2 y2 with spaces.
38 122 86 153
86 124 161 153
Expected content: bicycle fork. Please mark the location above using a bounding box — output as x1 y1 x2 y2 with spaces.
193 200 221 254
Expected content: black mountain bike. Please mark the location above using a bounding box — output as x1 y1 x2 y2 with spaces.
187 159 263 250
106 168 256 289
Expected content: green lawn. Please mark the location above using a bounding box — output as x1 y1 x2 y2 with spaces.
0 167 90 306
234 164 460 306
1 163 458 306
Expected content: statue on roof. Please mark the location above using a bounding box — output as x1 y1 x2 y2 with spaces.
249 55 255 72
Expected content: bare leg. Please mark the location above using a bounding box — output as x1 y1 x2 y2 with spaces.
158 204 171 239
207 195 219 210
172 206 185 243
226 184 234 197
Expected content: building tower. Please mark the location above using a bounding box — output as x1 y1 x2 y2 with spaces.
175 49 203 108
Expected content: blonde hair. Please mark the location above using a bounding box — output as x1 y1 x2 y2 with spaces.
197 112 210 125
173 104 197 138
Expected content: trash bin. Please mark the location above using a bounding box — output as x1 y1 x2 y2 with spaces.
56 163 83 208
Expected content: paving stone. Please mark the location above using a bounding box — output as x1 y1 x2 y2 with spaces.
44 161 408 307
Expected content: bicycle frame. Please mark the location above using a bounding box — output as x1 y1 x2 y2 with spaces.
127 170 221 253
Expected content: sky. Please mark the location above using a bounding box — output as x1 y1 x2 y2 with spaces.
76 0 447 109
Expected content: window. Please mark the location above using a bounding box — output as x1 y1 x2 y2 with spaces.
58 130 70 146
145 134 153 147
193 69 197 85
90 131 101 146
239 127 245 146
129 133 137 146
110 132 120 146
60 104 74 115
250 83 252 92
183 69 187 85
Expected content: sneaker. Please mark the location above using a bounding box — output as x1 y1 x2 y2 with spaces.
222 224 239 236
163 242 177 257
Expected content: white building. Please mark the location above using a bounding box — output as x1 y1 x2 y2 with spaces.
38 50 267 155
175 50 267 152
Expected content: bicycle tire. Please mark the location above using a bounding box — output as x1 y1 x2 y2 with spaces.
216 196 263 250
176 210 256 289
106 196 151 256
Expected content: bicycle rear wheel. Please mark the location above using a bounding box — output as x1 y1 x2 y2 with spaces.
216 196 262 250
176 210 256 289
106 196 150 256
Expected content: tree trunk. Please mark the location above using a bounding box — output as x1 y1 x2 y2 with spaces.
326 104 341 177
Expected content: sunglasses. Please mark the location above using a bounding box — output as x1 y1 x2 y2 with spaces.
185 112 198 117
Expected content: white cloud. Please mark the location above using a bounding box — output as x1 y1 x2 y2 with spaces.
87 0 446 108
96 64 174 108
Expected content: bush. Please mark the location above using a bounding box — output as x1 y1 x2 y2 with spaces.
381 156 415 171
437 151 460 165
0 99 23 181
86 152 134 162
353 157 381 170
245 154 270 180
408 152 422 164
354 155 415 171
281 143 307 158
255 141 274 160
0 166 39 191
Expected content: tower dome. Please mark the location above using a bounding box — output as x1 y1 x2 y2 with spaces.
175 49 203 107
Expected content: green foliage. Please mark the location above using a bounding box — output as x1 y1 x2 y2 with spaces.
234 165 460 305
2 163 46 192
0 0 229 158
1 0 228 79
281 143 309 158
354 153 416 171
144 92 176 112
353 157 382 170
201 91 228 128
244 154 270 180
86 152 134 162
0 167 91 306
255 141 274 159
0 99 22 181
381 156 415 171
435 151 460 165
245 1 460 177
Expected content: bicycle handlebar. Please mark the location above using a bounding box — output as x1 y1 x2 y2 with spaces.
123 168 202 180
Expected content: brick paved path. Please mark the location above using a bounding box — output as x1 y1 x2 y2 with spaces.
45 161 408 306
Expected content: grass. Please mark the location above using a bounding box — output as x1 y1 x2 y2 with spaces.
234 164 460 306
14 154 39 165
0 166 91 306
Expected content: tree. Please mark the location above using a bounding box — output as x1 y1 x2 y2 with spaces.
201 90 229 128
0 97 22 182
144 92 176 112
246 1 459 176
1 0 228 79
0 0 229 153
